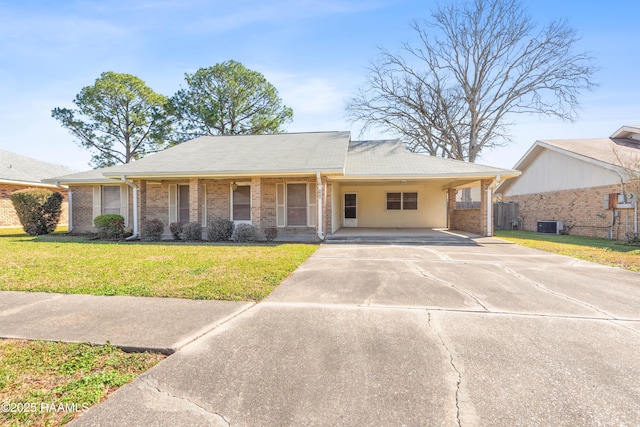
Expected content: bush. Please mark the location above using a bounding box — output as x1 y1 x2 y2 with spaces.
233 223 258 243
264 227 278 242
10 188 63 236
207 217 234 242
169 222 182 240
142 219 164 241
93 214 125 239
182 222 203 241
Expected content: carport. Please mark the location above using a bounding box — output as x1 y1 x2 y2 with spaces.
328 140 520 237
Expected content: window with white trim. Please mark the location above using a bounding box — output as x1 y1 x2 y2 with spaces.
386 192 418 210
178 184 189 224
276 182 318 227
232 185 251 221
93 184 128 226
102 186 121 215
286 183 307 226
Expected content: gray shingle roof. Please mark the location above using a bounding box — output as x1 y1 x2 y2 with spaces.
101 131 350 177
345 140 519 177
47 132 520 183
0 149 74 184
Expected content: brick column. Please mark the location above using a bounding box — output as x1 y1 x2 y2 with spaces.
447 188 457 230
189 178 201 223
251 177 262 232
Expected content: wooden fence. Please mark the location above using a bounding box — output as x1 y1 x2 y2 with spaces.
494 201 520 230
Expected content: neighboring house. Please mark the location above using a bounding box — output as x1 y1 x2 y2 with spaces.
0 149 73 228
497 125 640 240
45 132 519 240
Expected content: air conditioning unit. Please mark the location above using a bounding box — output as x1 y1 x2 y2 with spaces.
537 220 563 234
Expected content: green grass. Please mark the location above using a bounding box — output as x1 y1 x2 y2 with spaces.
0 339 164 426
0 226 68 236
494 230 640 272
0 234 318 301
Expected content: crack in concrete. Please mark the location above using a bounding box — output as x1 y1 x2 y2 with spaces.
139 376 230 426
411 262 490 312
426 310 481 427
416 247 452 261
498 266 617 320
427 311 461 427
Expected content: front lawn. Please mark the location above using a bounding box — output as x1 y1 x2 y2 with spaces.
0 235 318 301
0 339 164 426
494 230 640 272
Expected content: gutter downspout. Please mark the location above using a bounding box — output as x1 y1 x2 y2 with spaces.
316 171 324 240
120 176 139 240
54 181 72 233
487 175 502 237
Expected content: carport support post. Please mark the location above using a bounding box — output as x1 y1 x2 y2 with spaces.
316 171 324 240
447 188 456 230
484 175 501 237
480 179 491 237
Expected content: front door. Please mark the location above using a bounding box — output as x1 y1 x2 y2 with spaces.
344 193 357 227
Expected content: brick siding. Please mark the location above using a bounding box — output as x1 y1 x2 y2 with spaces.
448 179 491 236
69 186 95 233
69 177 327 240
502 183 639 239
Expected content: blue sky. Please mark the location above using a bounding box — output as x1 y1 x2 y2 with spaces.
1 0 638 171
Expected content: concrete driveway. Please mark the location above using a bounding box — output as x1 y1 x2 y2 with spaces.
73 235 640 426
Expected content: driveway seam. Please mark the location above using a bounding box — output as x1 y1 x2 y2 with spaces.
171 302 256 352
260 301 640 323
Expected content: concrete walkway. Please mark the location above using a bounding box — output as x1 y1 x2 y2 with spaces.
3 233 640 426
0 292 253 354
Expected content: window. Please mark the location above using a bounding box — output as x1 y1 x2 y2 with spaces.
287 183 307 226
403 192 418 210
178 185 189 224
102 186 121 215
386 192 401 210
232 185 251 221
387 192 418 210
94 185 127 226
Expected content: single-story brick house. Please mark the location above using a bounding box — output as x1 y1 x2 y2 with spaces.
1 149 73 228
46 132 519 240
496 125 640 239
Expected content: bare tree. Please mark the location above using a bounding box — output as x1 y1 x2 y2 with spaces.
346 0 598 162
612 143 640 241
613 143 640 200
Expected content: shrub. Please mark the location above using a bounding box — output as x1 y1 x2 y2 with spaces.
169 222 183 240
93 214 125 239
264 227 278 242
142 219 164 241
233 223 257 243
182 222 203 241
10 188 63 236
207 217 234 242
